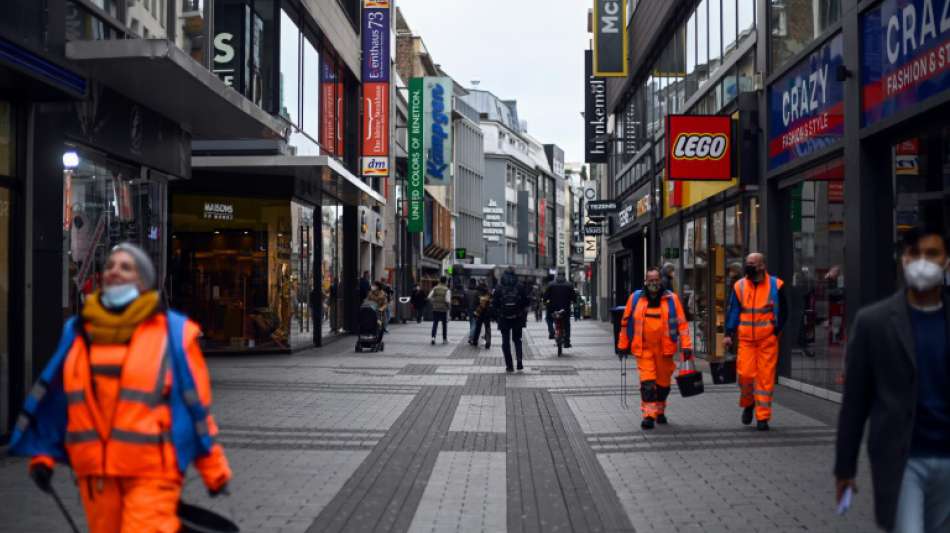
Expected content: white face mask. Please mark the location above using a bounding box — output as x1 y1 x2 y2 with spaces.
101 283 141 310
903 258 948 292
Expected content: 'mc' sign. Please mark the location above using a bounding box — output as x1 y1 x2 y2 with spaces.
665 115 733 181
593 0 628 77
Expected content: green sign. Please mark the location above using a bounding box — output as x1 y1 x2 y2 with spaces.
790 182 803 233
408 77 425 233
455 248 466 260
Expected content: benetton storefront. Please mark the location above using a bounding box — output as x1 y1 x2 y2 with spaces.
766 0 950 398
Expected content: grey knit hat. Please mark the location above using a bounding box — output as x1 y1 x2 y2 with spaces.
110 242 157 290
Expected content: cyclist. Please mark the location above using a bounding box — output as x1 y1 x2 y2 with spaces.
543 273 576 348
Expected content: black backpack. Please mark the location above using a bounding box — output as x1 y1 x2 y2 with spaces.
499 286 522 320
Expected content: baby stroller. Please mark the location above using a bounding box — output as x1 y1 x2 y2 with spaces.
355 302 385 352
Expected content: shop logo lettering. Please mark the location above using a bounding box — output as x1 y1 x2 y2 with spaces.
884 0 950 66
427 83 449 179
213 32 236 87
781 64 829 127
599 1 621 34
204 202 234 221
672 133 729 160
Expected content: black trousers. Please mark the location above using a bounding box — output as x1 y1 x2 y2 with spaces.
472 317 492 347
430 311 447 339
499 325 523 369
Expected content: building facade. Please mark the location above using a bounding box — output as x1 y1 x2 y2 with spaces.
598 0 950 400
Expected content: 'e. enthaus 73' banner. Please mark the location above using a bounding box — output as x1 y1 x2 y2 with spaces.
361 0 390 177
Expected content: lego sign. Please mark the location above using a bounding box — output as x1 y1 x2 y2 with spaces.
666 115 733 181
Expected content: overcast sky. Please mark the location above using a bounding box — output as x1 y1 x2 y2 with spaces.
395 0 590 164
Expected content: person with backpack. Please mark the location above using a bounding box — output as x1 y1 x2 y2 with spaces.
428 276 451 345
464 278 480 341
492 268 530 372
9 243 231 532
543 273 576 348
469 282 492 349
617 267 692 429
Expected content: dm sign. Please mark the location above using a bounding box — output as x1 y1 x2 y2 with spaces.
666 115 733 181
767 33 844 171
862 0 950 126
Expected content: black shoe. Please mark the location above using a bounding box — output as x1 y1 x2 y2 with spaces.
742 406 754 425
549 334 555 340
506 367 514 373
641 417 655 430
756 420 770 431
431 338 435 345
516 362 524 372
485 344 491 350
656 414 668 425
564 342 572 348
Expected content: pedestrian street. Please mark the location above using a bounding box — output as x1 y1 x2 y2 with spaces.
0 318 878 532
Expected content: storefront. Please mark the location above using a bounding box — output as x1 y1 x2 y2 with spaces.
608 180 653 306
182 156 384 352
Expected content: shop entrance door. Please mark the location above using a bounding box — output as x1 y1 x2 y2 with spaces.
614 254 631 306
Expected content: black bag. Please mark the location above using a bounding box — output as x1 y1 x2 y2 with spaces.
499 287 521 320
675 359 705 398
710 360 737 384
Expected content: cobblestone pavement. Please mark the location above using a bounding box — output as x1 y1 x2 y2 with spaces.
0 318 877 532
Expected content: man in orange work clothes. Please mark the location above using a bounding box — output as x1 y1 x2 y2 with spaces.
724 252 788 431
617 268 693 429
10 243 231 532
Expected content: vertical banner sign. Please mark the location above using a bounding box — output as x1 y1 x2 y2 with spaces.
361 0 390 177
517 190 530 254
213 4 243 89
593 0 628 77
408 78 424 233
423 77 453 185
321 59 338 155
584 50 608 163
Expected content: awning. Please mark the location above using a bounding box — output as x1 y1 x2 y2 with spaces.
192 155 385 207
65 39 286 140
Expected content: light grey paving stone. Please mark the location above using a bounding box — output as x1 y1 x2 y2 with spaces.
449 395 507 434
406 451 506 533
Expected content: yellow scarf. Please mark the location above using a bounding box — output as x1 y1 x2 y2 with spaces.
81 291 160 344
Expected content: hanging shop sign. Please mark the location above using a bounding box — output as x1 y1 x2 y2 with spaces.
861 0 950 126
584 50 609 163
666 115 733 180
482 198 505 243
767 33 844 171
584 223 605 236
539 198 546 256
423 76 453 185
587 200 618 215
408 77 424 233
361 0 391 177
592 0 628 77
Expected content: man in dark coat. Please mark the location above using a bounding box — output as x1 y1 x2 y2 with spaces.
543 273 576 348
492 268 530 372
835 225 950 531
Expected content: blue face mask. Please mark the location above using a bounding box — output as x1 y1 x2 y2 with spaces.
101 283 141 310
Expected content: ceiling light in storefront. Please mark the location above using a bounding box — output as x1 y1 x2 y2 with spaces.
63 151 80 169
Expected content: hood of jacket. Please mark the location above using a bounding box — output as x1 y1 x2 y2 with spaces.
501 271 518 288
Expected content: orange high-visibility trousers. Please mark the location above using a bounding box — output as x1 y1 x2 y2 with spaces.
78 476 182 533
635 313 677 418
737 335 778 421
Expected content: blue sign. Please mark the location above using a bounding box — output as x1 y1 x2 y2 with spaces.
862 0 950 126
767 33 845 171
361 1 390 83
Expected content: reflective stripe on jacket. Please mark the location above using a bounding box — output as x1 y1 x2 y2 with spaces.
617 290 692 355
726 274 784 341
9 311 229 488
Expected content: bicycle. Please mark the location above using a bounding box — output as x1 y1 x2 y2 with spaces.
552 309 567 357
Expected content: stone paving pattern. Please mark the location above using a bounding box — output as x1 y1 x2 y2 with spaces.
0 318 877 532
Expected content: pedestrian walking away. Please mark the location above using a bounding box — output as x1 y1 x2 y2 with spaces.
724 252 787 431
410 284 427 324
428 276 451 344
616 267 692 429
464 278 480 343
9 243 231 533
470 282 492 349
492 268 529 372
835 225 950 532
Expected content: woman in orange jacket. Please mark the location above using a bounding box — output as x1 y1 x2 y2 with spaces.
11 243 231 533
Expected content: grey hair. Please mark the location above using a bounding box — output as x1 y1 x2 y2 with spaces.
110 242 156 289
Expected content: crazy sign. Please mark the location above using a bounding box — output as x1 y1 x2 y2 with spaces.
862 0 950 126
666 115 733 181
767 33 844 171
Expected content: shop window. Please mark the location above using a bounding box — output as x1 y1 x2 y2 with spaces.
769 0 840 71
321 204 345 335
63 147 166 315
279 8 301 125
738 0 755 40
892 133 950 274
723 0 738 57
0 101 11 176
686 10 698 98
0 186 10 432
784 160 846 391
171 194 317 351
254 0 276 112
709 0 722 73
697 0 709 86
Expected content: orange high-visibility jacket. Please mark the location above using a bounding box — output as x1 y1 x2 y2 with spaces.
617 290 692 355
34 313 229 489
730 275 784 341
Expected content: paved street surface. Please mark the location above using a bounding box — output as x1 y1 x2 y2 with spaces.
1 319 877 532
